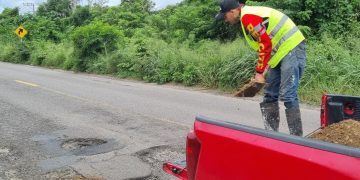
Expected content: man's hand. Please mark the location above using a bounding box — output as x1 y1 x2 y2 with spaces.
254 65 269 83
233 66 269 97
255 73 265 83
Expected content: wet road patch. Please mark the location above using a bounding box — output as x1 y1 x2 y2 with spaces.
61 138 107 151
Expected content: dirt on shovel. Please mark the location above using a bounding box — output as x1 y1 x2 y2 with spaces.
309 119 360 149
234 80 265 97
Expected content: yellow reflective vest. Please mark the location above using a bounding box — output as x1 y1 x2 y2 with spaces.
240 6 305 68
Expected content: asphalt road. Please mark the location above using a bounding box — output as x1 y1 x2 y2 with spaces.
0 62 320 179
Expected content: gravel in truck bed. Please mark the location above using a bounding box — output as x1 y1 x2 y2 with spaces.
309 120 360 149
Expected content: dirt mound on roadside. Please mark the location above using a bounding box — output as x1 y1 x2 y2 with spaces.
309 120 360 148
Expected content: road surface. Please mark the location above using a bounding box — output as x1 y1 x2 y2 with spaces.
0 62 320 179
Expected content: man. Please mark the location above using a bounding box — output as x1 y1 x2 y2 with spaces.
216 0 306 136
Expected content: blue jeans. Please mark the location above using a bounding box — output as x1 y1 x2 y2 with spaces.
263 41 306 109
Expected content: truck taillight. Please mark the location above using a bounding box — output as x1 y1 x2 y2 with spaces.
321 95 329 128
186 131 201 180
344 103 355 116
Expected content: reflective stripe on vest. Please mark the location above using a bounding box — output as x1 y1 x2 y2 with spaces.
271 26 299 56
254 19 269 32
240 6 305 68
269 15 288 39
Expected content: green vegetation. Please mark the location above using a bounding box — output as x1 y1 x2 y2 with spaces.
0 0 359 104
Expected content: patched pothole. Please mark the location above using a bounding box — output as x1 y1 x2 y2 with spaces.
61 138 107 151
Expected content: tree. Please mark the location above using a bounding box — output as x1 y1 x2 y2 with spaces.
94 0 110 7
149 0 241 42
0 8 21 43
37 0 73 18
22 16 62 42
120 0 154 13
0 8 19 18
94 0 155 37
70 6 93 26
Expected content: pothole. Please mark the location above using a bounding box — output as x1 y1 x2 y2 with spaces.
61 138 107 151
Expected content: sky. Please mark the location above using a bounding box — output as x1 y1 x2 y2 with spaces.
0 0 183 13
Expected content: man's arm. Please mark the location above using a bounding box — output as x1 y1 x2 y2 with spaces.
241 14 272 74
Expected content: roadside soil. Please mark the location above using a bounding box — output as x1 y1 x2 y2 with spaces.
309 119 360 148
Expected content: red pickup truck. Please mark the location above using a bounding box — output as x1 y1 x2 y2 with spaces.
163 94 360 180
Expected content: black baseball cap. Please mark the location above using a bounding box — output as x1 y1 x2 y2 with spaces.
215 0 245 20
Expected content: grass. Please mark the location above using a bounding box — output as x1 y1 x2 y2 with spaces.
1 24 359 105
299 32 360 104
30 41 73 68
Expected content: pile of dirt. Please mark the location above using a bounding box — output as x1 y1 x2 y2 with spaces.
309 120 360 149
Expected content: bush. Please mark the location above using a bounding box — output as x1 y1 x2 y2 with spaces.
0 44 17 62
0 43 30 63
71 21 124 72
30 41 73 68
87 51 126 74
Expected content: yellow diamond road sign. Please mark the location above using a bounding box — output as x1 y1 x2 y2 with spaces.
15 26 28 38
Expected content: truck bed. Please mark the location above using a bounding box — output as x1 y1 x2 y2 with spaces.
192 115 360 179
164 115 360 180
164 94 360 179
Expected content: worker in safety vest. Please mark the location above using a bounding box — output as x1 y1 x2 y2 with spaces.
216 0 306 136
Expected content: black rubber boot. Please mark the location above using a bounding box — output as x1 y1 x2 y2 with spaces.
285 108 303 136
260 102 280 132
